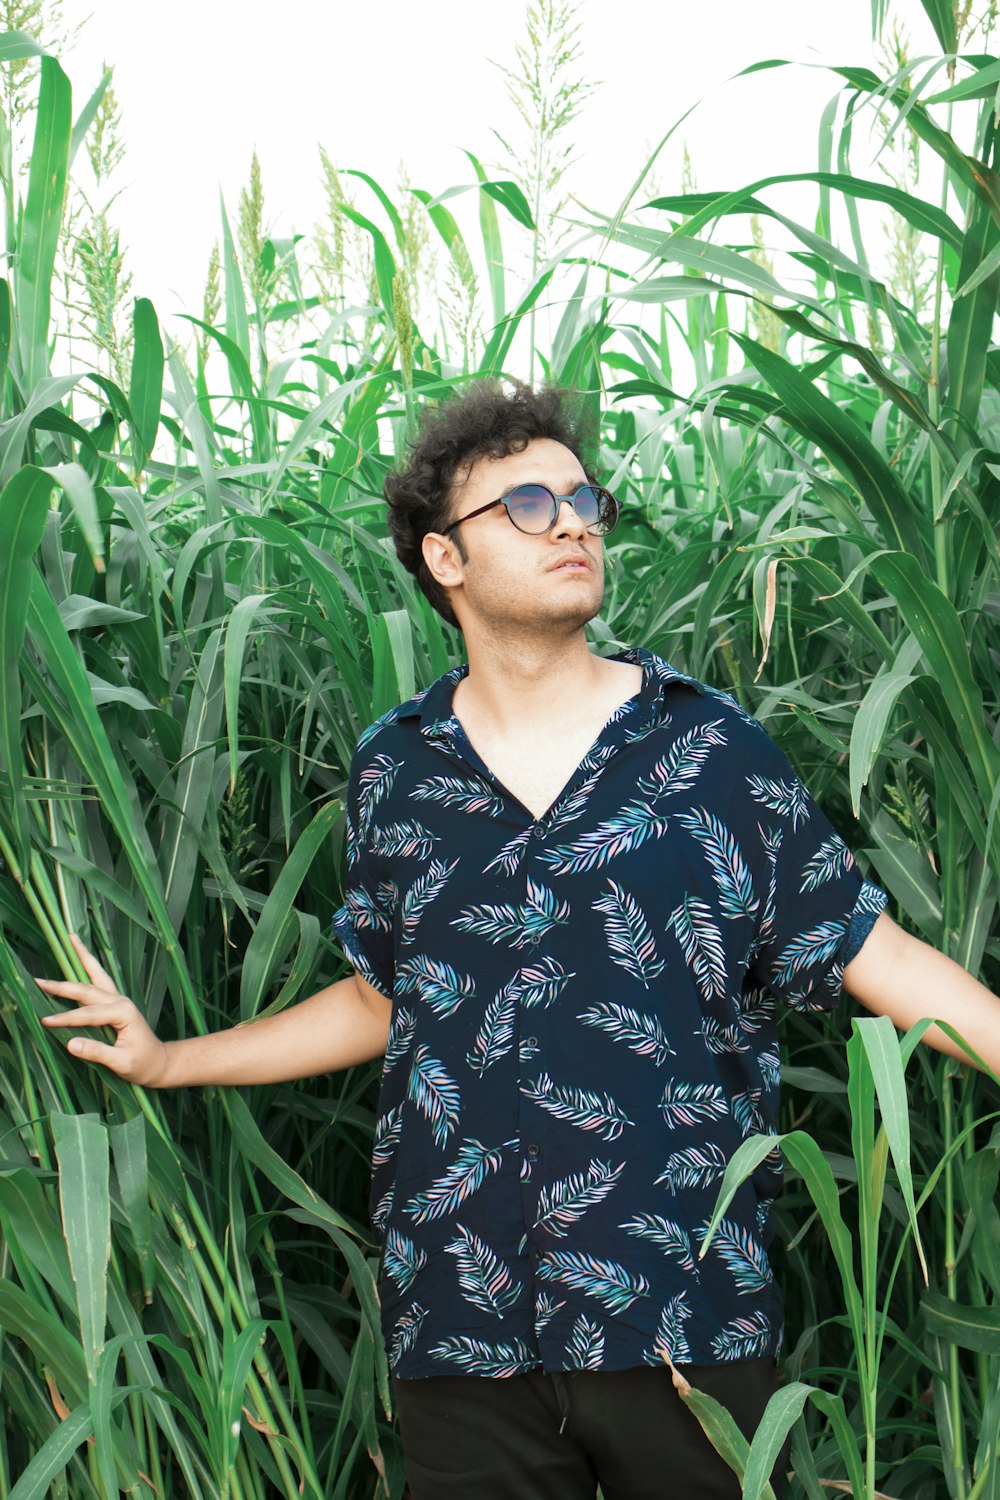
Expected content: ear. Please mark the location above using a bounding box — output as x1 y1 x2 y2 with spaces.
421 531 465 595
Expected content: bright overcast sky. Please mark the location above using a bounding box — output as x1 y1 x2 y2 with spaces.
66 0 942 321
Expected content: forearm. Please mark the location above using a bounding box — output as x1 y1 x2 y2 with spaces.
157 974 391 1088
844 914 1000 1078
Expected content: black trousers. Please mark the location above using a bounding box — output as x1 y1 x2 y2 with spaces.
393 1358 790 1499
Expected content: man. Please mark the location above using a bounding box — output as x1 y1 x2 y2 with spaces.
39 382 1000 1500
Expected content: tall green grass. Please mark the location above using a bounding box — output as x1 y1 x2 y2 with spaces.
0 4 997 1496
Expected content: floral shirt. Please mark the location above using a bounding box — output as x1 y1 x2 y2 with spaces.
332 649 887 1378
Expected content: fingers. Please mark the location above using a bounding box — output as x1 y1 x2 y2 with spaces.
63 1034 126 1072
67 933 118 995
36 978 125 1008
41 1003 132 1031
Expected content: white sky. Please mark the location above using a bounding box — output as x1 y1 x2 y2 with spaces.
65 0 942 324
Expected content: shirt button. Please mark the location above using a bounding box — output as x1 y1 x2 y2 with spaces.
527 934 541 947
525 1036 538 1049
531 823 545 839
527 1143 540 1161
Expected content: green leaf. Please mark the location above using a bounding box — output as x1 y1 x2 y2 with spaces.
919 0 958 51
52 1111 110 1385
129 298 164 466
110 1115 155 1302
14 57 71 389
870 552 1000 819
464 150 505 322
848 657 919 813
0 466 55 867
223 592 274 793
664 1359 774 1497
43 462 103 571
732 333 926 560
239 799 340 1020
0 28 45 63
742 1383 813 1500
7 1399 94 1500
854 1015 928 1282
648 172 963 252
69 67 110 170
371 609 415 718
922 1289 1000 1353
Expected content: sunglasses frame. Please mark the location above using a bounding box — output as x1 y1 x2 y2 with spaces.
440 482 620 538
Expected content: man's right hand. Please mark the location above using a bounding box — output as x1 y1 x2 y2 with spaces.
38 933 169 1085
37 933 391 1088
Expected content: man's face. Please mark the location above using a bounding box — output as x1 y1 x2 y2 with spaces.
431 437 607 638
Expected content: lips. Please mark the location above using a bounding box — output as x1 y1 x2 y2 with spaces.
549 553 593 572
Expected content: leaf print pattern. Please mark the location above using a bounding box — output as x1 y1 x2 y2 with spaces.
659 1081 729 1130
746 772 810 831
428 1336 538 1376
547 760 610 831
645 1293 693 1364
483 827 532 877
371 1187 393 1234
452 878 571 948
706 1219 773 1293
636 719 727 799
358 753 401 837
696 1016 750 1056
406 1046 461 1148
540 799 672 876
334 647 885 1376
400 858 460 939
466 983 517 1076
383 1228 428 1292
396 955 476 1017
537 1252 650 1313
369 819 437 859
533 1159 625 1238
445 1224 524 1317
732 1088 766 1137
389 1303 428 1367
382 1006 416 1075
758 1045 781 1091
346 882 397 932
757 824 782 947
371 1104 402 1167
404 1139 511 1224
655 1143 728 1194
669 895 727 1001
711 1310 771 1361
413 774 507 816
535 1290 567 1331
676 808 759 920
577 1001 674 1066
773 918 847 990
512 956 575 1008
566 1314 605 1370
593 881 665 987
620 1214 700 1276
523 1073 634 1141
800 834 854 892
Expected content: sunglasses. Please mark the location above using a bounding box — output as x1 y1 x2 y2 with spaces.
441 482 620 538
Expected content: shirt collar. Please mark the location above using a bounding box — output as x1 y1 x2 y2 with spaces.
403 647 705 741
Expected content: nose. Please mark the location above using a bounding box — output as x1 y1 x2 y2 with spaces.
551 496 587 540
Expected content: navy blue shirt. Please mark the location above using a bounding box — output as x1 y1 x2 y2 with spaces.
333 649 887 1378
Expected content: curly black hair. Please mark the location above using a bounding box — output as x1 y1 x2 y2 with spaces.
384 380 597 628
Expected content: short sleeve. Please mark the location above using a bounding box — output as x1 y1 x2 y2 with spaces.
734 717 888 1012
331 745 398 999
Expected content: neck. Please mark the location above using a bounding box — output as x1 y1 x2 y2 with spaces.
454 623 612 735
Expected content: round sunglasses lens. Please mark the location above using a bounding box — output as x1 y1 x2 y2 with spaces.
506 483 556 533
577 485 617 535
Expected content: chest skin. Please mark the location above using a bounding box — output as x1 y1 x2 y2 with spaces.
452 663 644 821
